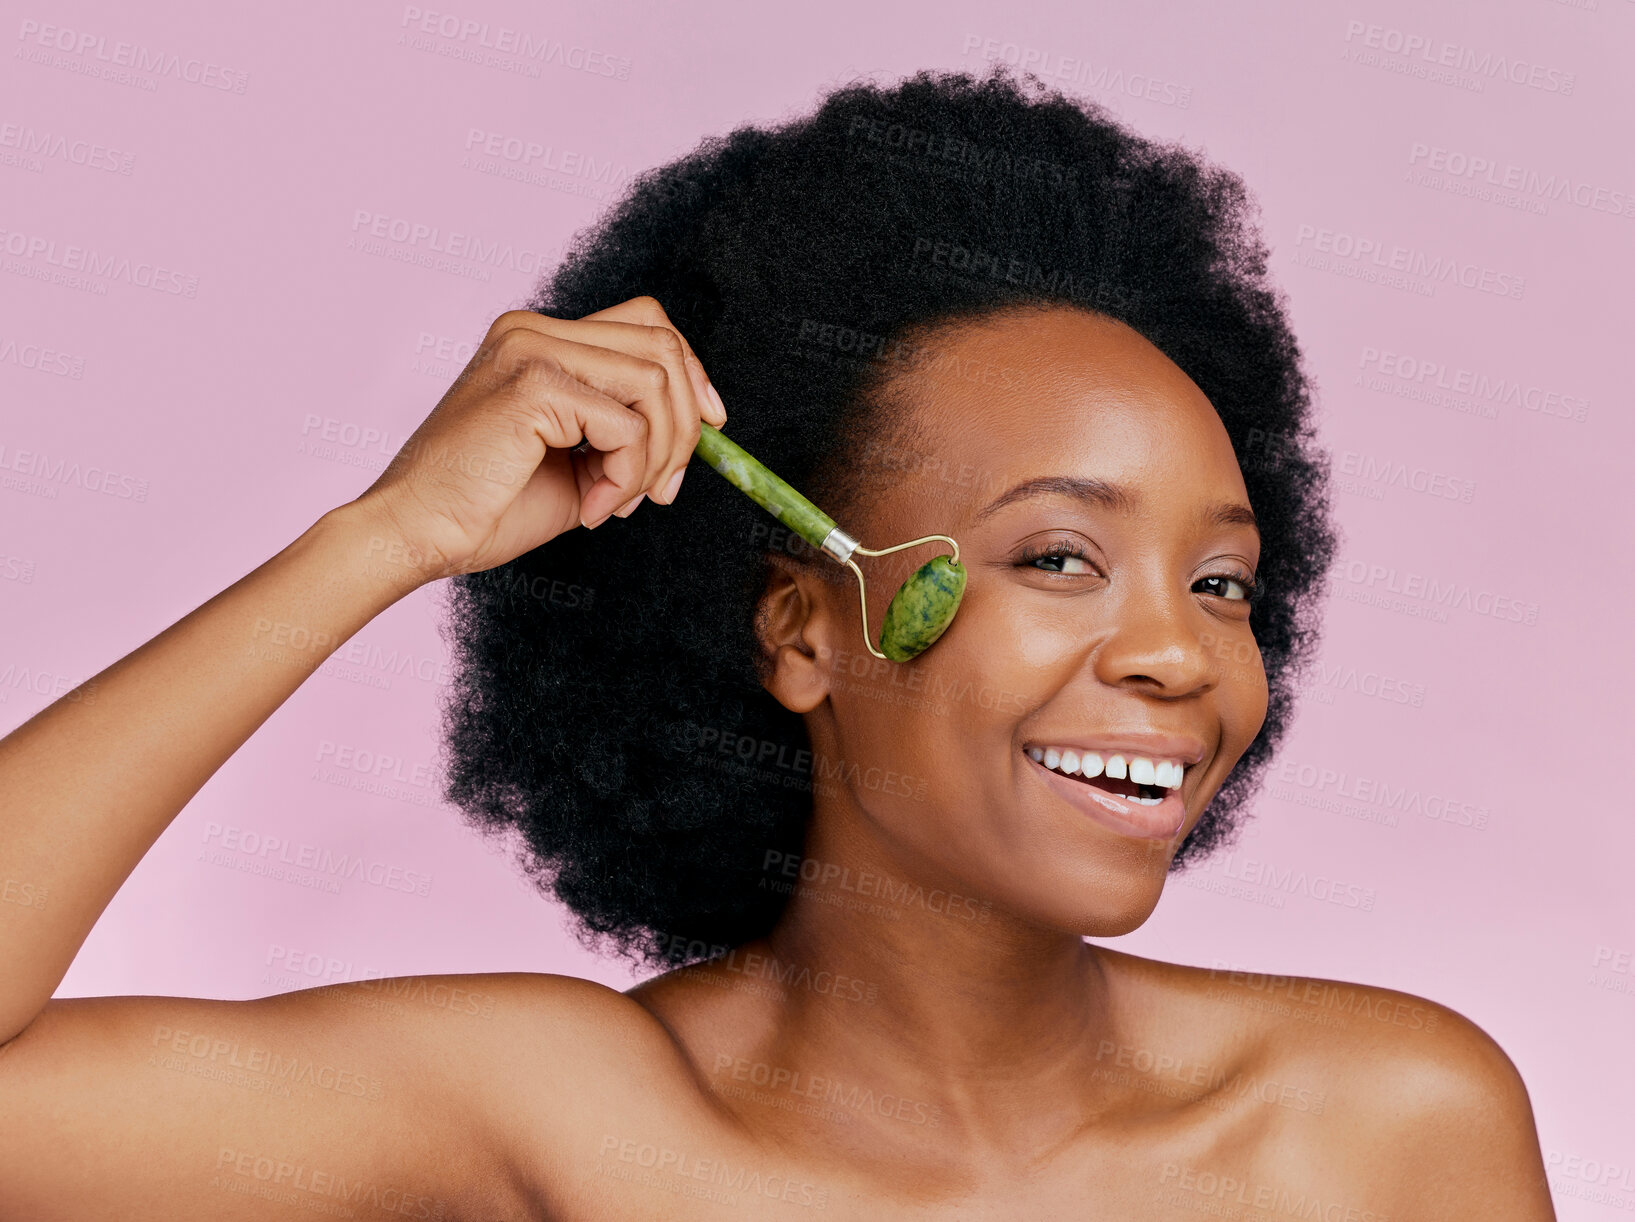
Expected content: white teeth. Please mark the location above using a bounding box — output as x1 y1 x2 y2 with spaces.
1127 794 1163 806
1028 745 1189 791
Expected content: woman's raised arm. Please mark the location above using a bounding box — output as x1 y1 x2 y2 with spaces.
0 297 726 1217
0 500 422 1046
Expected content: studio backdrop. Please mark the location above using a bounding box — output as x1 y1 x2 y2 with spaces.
1 1 1629 1212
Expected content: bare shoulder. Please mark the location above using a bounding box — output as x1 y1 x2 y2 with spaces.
1290 982 1553 1218
367 968 719 1123
1101 950 1556 1219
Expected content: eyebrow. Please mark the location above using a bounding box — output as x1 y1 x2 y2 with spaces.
970 475 1259 533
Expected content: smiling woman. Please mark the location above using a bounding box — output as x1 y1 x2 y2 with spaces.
881 309 1270 858
440 68 1331 956
0 65 1554 1221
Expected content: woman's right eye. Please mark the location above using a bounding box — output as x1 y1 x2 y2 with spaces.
1016 541 1097 575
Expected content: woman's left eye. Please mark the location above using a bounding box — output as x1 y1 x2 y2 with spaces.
1195 574 1255 601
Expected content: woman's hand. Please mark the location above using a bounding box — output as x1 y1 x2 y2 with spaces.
353 295 727 584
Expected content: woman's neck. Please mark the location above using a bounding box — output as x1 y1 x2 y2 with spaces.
749 814 1131 1145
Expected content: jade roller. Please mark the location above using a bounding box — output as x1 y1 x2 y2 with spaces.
693 422 966 662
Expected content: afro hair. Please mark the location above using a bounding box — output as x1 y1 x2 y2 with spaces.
437 66 1337 968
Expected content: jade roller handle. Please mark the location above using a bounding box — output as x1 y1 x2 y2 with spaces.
691 422 967 663
693 422 839 553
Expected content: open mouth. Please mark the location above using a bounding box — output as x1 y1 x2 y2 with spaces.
1022 744 1189 807
1064 773 1166 804
1021 742 1193 840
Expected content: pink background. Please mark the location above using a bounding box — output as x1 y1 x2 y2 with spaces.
3 0 1631 1208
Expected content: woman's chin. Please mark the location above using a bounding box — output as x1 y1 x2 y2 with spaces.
1072 891 1168 940
976 867 1172 941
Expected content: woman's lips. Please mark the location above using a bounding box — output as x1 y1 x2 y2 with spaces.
1023 749 1187 840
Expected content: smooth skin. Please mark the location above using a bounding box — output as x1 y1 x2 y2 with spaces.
0 299 1554 1220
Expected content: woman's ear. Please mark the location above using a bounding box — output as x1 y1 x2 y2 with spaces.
751 555 835 715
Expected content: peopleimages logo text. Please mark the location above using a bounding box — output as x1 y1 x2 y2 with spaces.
398 7 631 79
1342 20 1575 93
1408 144 1633 218
14 18 250 92
0 225 198 297
1293 225 1523 299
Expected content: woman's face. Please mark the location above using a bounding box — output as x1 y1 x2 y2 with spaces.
766 305 1268 937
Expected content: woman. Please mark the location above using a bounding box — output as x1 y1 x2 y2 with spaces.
0 69 1553 1219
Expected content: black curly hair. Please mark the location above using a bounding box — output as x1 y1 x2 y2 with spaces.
437 66 1336 968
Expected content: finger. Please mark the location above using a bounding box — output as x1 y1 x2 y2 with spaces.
575 299 715 506
567 448 639 525
570 446 602 504
587 296 728 430
494 331 678 502
511 450 580 543
572 447 645 524
573 445 642 518
497 359 648 527
491 308 710 422
491 306 716 501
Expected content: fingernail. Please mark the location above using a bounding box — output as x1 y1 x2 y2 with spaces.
686 358 714 418
705 383 726 422
614 493 645 518
663 468 685 503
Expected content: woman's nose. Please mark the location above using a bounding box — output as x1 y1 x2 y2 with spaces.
1088 584 1220 698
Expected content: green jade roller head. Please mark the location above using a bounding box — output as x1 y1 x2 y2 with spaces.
693 423 966 662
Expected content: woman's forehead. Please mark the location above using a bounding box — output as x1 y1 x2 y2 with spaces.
874 309 1242 496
